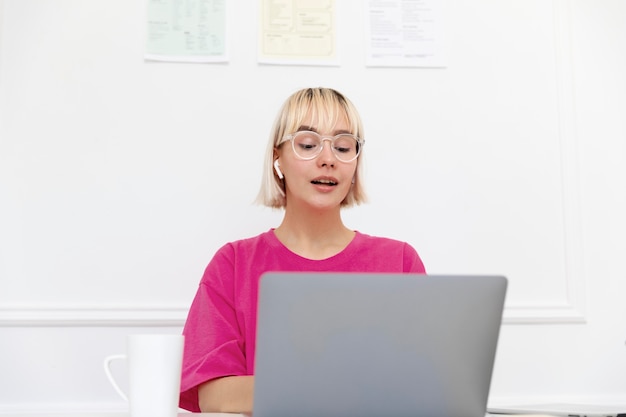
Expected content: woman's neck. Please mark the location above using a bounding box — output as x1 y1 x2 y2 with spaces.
274 205 355 260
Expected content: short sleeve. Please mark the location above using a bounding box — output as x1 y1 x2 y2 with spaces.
403 242 427 273
179 245 247 412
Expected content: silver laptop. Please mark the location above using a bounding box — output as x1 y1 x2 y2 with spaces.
253 273 508 417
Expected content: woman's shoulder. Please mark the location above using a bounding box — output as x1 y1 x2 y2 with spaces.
354 231 414 248
352 231 425 273
202 229 277 278
211 229 278 259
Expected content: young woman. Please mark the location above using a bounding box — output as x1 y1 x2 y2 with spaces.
179 87 426 413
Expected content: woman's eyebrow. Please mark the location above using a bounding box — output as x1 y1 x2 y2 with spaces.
296 125 317 132
333 129 352 135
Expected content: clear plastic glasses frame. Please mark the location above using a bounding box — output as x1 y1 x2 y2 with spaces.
280 131 364 163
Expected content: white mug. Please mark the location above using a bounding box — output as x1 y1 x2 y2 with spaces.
104 334 184 417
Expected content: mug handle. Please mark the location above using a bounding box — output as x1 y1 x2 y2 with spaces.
103 354 128 401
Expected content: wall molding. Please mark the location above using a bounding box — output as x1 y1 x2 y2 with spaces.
0 303 585 327
503 304 585 325
0 306 188 327
548 0 587 324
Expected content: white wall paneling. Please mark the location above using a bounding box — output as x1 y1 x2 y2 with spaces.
1 0 625 412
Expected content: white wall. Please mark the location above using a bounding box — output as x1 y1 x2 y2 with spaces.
1 0 625 412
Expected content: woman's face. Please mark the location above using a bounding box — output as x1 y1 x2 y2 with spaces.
276 111 357 211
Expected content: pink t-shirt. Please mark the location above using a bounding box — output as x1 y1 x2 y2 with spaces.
179 229 426 411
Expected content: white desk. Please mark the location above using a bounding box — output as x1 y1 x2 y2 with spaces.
0 414 244 417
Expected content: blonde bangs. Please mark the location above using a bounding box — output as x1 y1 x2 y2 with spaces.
281 89 362 139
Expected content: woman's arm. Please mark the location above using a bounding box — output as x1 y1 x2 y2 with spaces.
198 375 255 414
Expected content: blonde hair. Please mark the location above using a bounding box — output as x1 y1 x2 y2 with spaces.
256 87 367 208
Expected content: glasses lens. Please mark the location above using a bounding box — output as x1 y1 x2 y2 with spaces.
292 132 360 162
292 132 321 159
332 134 359 162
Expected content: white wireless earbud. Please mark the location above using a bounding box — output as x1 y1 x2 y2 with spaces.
273 159 284 179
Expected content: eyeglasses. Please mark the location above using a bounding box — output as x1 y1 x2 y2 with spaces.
280 131 364 163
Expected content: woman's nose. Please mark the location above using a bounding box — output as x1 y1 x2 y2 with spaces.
318 139 336 166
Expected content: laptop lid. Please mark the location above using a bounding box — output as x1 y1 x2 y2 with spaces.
253 273 508 417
